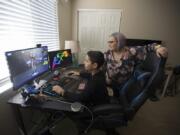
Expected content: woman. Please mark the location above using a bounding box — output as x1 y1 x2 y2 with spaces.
104 32 168 97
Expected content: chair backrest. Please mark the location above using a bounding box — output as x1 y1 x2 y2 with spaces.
119 71 151 120
119 52 166 120
140 52 166 93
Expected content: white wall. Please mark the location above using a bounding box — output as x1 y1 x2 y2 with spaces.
58 0 72 49
72 0 180 66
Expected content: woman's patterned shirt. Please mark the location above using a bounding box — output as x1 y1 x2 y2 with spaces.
104 44 156 85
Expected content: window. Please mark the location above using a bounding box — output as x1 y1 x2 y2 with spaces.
78 9 122 63
0 0 60 93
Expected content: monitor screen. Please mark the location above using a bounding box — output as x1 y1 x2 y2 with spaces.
48 49 73 70
5 46 49 90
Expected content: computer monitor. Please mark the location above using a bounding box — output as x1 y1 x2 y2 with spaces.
48 49 73 70
5 46 49 90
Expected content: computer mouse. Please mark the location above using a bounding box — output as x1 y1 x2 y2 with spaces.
67 72 74 76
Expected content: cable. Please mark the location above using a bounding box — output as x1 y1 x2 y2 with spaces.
43 96 94 133
81 104 94 134
48 98 94 133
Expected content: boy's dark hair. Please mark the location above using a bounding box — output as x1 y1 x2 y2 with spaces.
87 51 104 69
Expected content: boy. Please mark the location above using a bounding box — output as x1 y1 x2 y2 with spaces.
52 51 109 106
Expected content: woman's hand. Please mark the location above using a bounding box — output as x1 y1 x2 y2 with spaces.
106 72 112 85
52 85 65 96
156 46 168 58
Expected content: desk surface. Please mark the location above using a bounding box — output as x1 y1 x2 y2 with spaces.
8 93 74 112
7 66 84 135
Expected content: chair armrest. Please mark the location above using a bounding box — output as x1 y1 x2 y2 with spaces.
137 72 151 81
134 70 151 80
92 104 124 115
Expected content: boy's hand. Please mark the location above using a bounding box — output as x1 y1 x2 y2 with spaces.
107 87 114 97
106 72 111 85
52 85 65 96
68 71 80 76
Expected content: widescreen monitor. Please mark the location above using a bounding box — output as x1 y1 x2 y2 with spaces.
48 49 73 70
5 46 49 90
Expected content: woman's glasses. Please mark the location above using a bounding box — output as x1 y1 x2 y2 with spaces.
107 40 116 44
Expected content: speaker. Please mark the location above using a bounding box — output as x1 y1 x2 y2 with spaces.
174 65 180 75
36 44 42 48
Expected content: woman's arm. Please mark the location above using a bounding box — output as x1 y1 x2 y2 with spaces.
129 43 168 63
154 45 168 58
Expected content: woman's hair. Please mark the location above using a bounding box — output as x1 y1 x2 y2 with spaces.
87 51 104 69
110 32 127 49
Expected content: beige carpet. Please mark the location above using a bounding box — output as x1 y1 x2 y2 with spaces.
119 94 180 135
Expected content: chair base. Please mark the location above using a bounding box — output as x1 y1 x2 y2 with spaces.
105 128 120 135
149 95 159 102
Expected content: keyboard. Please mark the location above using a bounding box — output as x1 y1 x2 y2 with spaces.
41 77 79 97
41 83 60 98
41 75 85 98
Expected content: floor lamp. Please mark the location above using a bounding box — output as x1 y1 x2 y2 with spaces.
65 40 80 67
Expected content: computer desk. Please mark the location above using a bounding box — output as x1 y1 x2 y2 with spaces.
8 93 74 135
8 66 85 135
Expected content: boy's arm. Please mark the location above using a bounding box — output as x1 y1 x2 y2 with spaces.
52 84 91 103
69 70 91 78
63 90 90 103
63 81 94 103
79 70 91 78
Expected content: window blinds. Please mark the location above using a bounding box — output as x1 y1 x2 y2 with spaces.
0 0 60 91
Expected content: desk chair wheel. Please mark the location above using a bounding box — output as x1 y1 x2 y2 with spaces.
38 129 53 135
105 128 120 135
149 95 159 102
77 130 88 135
